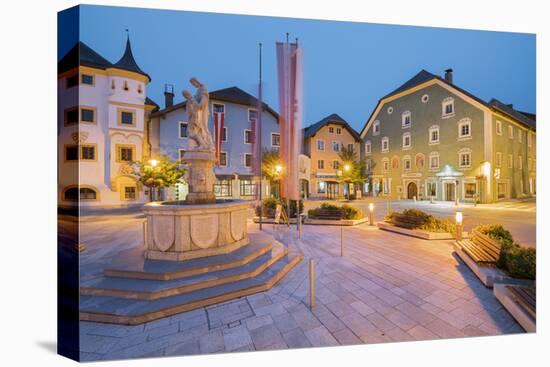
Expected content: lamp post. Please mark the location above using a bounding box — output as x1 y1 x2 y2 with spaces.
368 202 375 226
455 211 463 240
343 164 351 200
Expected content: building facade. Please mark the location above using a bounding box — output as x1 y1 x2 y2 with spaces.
150 87 280 201
360 69 536 203
303 114 361 199
57 39 158 208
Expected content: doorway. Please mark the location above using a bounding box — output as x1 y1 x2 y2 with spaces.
445 182 455 201
407 182 418 199
327 182 339 200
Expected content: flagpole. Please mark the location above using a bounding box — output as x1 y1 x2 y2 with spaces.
258 42 263 231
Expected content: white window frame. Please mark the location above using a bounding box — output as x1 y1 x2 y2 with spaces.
387 106 394 114
244 153 253 168
244 129 252 144
381 137 389 153
508 154 513 169
428 125 440 145
496 152 502 167
332 141 340 152
248 108 258 123
403 156 412 171
518 155 523 170
402 132 412 150
442 97 455 118
401 111 412 128
458 148 472 168
336 127 342 135
179 149 186 163
179 121 188 139
219 151 228 167
212 102 226 114
271 133 280 147
421 94 429 103
222 126 227 142
365 140 371 155
347 143 354 152
333 160 340 170
458 118 472 140
317 139 325 151
429 152 440 170
508 125 514 139
318 159 324 170
496 120 502 135
382 158 390 173
373 120 380 136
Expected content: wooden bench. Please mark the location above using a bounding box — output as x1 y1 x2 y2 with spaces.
309 209 345 220
507 285 536 320
457 230 502 265
388 213 424 229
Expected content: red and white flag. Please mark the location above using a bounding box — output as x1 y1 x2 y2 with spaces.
213 111 225 165
276 40 303 200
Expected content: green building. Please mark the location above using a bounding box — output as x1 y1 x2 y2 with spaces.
360 69 536 203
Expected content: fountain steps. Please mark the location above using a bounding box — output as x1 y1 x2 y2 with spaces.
80 251 302 325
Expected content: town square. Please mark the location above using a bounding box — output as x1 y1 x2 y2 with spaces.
56 4 536 362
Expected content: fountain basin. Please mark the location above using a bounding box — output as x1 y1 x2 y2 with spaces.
143 200 250 261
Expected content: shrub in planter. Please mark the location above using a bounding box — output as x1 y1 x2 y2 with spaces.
256 198 303 218
505 246 536 280
385 209 455 234
474 224 514 243
308 203 363 220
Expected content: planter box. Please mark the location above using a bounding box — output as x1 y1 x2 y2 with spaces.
304 217 369 226
378 221 466 240
453 242 533 288
494 283 536 332
253 216 298 224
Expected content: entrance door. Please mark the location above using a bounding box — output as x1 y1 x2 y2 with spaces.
327 182 339 200
407 182 418 199
445 183 455 201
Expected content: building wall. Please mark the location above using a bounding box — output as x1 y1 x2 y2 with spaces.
307 123 359 199
362 82 488 202
156 99 279 200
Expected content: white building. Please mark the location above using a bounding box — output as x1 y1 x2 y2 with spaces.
57 38 158 208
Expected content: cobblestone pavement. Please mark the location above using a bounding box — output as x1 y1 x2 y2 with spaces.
79 218 523 361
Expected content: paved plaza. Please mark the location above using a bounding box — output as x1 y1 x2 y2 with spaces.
78 207 528 361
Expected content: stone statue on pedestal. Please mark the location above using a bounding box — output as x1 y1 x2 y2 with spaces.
183 77 213 151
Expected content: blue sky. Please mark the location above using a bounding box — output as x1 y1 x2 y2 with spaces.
60 5 536 132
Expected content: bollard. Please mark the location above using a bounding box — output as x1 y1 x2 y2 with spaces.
340 227 344 257
456 224 463 241
309 259 315 309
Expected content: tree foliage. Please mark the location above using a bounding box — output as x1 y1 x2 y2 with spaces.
134 155 187 189
338 147 366 184
261 148 284 182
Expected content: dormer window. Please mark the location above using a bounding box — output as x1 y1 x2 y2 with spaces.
442 97 455 118
402 111 412 128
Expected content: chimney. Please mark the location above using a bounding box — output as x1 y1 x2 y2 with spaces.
164 84 174 108
444 68 453 84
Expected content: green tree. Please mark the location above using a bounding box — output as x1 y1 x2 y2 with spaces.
134 155 187 201
338 147 366 184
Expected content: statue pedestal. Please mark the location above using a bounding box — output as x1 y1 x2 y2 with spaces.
185 150 217 204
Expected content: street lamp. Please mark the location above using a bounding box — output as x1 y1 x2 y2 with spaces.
149 159 159 167
368 202 375 226
455 211 463 240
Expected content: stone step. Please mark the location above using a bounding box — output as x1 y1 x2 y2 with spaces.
80 244 287 300
103 233 275 281
80 253 303 325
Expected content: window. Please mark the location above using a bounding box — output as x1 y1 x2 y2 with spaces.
373 120 380 136
66 74 78 88
64 107 79 125
137 84 143 94
518 130 523 143
381 137 389 152
429 152 440 169
415 154 425 170
496 120 502 135
402 111 412 128
496 152 502 167
403 157 412 171
240 180 256 196
248 109 258 122
365 141 371 155
317 140 325 151
179 149 186 163
80 145 96 161
64 187 98 201
387 106 394 114
347 143 354 152
179 122 188 138
244 153 253 168
458 118 471 138
271 133 280 147
336 127 342 134
123 81 129 91
518 156 523 170
213 103 225 114
219 152 227 167
421 94 429 103
111 79 116 90
427 182 437 197
391 156 399 169
124 186 137 200
333 160 340 170
317 182 326 194
508 125 514 139
527 133 533 148
116 145 134 162
464 183 476 199
118 109 135 126
429 125 439 144
402 133 411 149
81 74 94 85
508 154 513 169
442 97 455 117
332 141 340 152
459 149 472 168
329 127 334 134
65 145 79 161
214 179 232 197
318 160 324 169
244 129 252 144
222 127 227 142
81 107 95 123
382 159 389 172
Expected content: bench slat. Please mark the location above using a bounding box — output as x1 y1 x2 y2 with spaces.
507 286 536 319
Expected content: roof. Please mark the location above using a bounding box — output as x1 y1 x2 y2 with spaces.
113 36 151 81
303 113 360 141
152 86 279 119
361 69 536 136
58 39 151 81
145 97 159 110
488 99 536 129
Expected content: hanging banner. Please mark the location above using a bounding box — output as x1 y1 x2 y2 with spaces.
213 111 225 165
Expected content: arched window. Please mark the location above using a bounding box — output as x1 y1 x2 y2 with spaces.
391 156 400 169
415 153 425 170
63 186 98 201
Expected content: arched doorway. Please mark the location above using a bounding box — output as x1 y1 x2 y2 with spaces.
407 182 418 199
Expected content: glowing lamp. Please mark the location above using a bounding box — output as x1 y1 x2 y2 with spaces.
369 203 374 213
149 159 159 167
455 211 463 225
